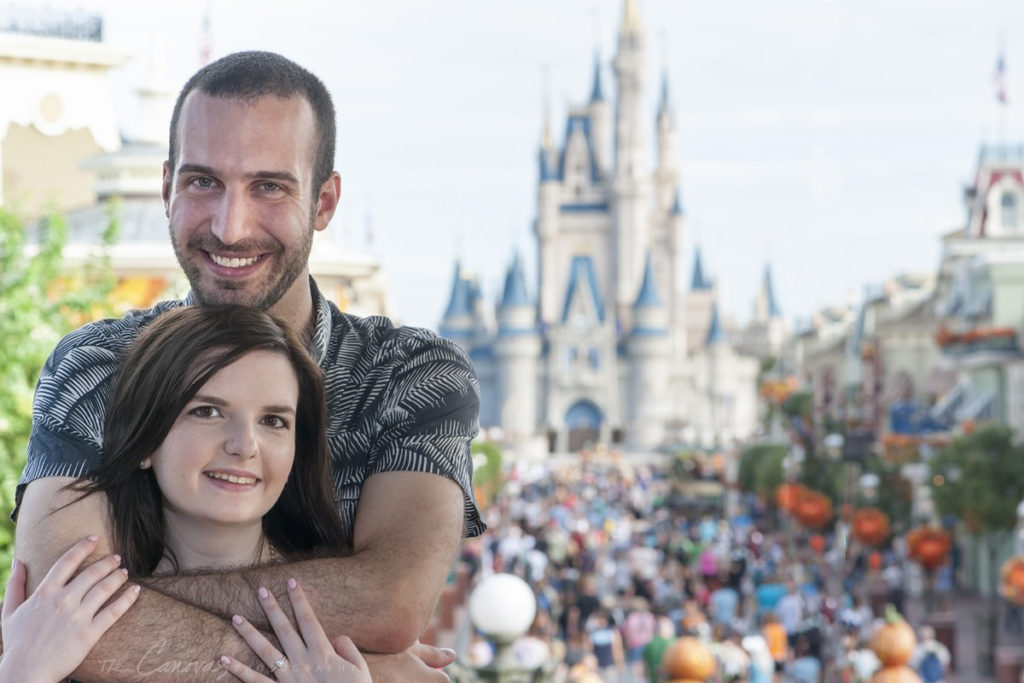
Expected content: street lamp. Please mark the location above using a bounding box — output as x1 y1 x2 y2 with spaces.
451 573 554 683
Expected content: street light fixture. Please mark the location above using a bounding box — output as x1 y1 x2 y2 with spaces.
451 573 554 683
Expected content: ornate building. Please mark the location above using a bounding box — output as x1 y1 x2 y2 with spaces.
440 1 762 454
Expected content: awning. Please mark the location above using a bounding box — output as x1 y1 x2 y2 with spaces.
881 371 914 404
923 368 959 397
929 380 967 424
955 390 995 422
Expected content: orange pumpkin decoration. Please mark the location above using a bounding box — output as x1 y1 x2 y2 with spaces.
809 534 826 554
851 507 890 547
870 665 922 683
1001 556 1024 606
775 482 808 512
663 636 716 682
868 551 884 572
907 527 951 571
794 491 833 528
869 605 917 667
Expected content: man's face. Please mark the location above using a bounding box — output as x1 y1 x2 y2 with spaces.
163 92 335 316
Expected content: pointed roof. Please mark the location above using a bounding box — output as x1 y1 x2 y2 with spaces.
500 253 531 308
590 52 604 102
634 252 664 308
443 261 472 318
658 72 672 119
763 264 781 318
561 255 605 324
672 189 683 215
621 0 642 35
691 248 713 291
706 302 727 345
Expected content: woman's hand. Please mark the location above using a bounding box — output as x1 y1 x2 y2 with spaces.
219 578 371 682
0 536 140 683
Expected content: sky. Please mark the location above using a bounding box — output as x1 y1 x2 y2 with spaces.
27 0 1024 329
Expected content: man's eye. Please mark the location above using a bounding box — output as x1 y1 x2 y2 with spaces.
259 182 283 193
190 177 215 189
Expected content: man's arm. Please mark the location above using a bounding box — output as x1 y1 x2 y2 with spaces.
16 477 261 682
18 474 462 680
148 470 466 653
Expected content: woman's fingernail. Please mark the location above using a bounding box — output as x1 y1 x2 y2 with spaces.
113 554 121 563
440 648 456 659
232 614 243 625
258 587 269 600
220 656 231 666
287 578 297 590
10 557 16 572
87 535 98 542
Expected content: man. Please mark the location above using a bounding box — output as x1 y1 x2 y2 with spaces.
15 51 484 681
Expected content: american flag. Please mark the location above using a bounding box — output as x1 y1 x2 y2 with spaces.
996 54 1009 105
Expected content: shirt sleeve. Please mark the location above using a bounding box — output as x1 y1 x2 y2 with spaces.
366 333 486 538
13 331 119 521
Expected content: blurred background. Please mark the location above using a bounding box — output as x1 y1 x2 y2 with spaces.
6 2 1024 680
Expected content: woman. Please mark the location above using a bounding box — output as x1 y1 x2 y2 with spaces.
6 305 369 681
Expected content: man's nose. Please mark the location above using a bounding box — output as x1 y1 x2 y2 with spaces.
211 188 252 246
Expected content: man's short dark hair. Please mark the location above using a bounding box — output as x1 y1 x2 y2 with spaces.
167 51 336 190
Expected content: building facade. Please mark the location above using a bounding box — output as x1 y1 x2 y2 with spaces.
440 1 763 454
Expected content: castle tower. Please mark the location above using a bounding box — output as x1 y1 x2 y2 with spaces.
685 246 717 353
654 73 679 213
611 0 652 322
439 261 474 353
628 252 671 449
588 52 611 175
494 254 541 440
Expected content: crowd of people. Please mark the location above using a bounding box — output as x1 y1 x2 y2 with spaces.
459 458 952 683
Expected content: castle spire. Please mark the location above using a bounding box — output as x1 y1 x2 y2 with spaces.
621 0 642 36
658 71 671 119
634 251 664 308
763 263 782 318
590 51 604 102
500 253 531 309
706 302 727 345
691 247 713 291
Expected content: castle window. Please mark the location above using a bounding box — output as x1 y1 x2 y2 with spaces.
1002 191 1019 230
588 347 600 369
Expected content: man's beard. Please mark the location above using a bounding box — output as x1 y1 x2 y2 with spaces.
170 216 315 311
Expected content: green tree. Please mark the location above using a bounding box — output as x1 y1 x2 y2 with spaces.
470 440 503 506
738 442 786 502
929 423 1024 672
0 207 116 587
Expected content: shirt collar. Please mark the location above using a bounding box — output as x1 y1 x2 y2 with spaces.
182 276 332 365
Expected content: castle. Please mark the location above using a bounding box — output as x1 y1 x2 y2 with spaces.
440 1 782 455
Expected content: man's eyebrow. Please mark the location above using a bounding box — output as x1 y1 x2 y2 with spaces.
177 163 218 177
176 165 300 186
247 171 301 185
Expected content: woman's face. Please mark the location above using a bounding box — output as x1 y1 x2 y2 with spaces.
146 350 298 531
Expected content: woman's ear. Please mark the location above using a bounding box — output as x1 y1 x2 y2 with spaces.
140 457 152 470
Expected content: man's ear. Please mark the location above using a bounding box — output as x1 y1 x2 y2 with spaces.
313 171 341 233
161 161 172 217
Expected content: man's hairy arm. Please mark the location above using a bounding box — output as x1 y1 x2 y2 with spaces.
16 477 261 682
149 470 466 653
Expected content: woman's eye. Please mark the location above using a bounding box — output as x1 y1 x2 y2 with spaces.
190 406 220 418
262 415 289 429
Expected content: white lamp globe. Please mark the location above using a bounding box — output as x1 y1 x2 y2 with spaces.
467 573 537 640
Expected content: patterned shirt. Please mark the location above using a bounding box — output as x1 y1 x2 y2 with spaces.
18 280 485 539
